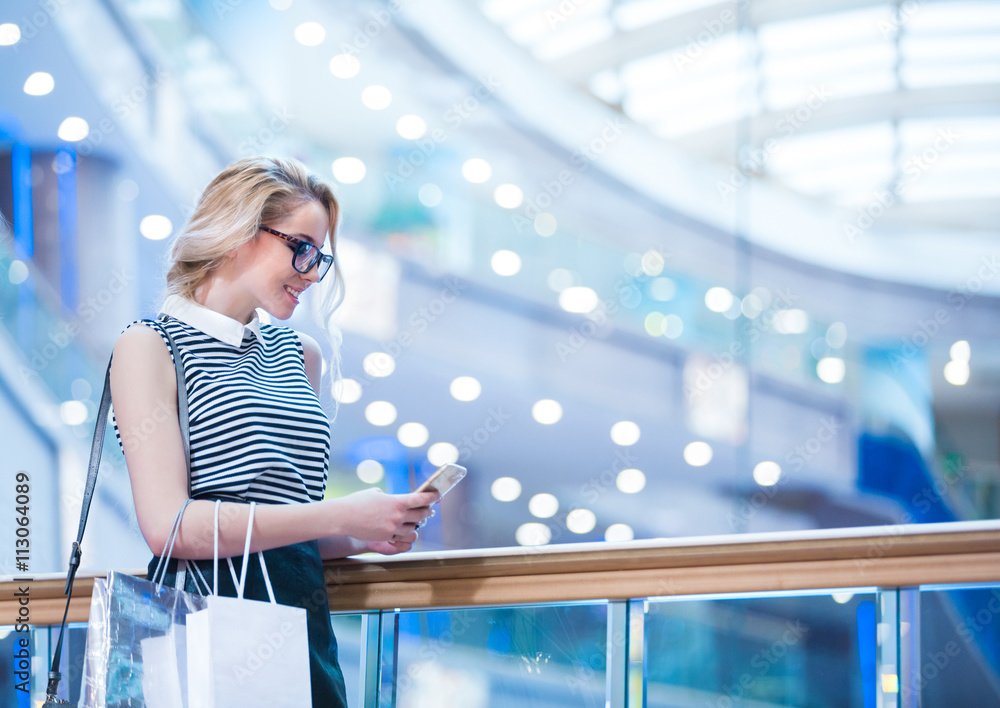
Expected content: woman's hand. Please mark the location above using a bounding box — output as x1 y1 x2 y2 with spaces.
328 488 438 542
364 505 438 555
365 536 416 555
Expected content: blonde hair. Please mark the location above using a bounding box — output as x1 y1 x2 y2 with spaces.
162 156 344 386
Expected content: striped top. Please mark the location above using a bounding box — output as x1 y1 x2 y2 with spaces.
111 296 330 505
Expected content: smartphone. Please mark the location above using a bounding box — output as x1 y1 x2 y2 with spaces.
415 463 467 501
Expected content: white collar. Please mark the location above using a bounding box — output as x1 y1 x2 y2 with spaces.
159 294 265 349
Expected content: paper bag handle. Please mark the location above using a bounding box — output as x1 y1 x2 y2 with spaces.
150 498 195 592
211 500 276 604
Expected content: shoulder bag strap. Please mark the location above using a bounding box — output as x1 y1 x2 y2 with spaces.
44 316 189 705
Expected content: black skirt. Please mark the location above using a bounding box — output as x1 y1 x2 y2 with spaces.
149 539 349 708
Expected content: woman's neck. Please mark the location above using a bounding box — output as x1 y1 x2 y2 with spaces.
193 277 255 325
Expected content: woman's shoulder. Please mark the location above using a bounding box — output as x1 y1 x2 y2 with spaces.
113 318 176 365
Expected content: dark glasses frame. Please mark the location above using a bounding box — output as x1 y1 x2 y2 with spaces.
260 226 334 282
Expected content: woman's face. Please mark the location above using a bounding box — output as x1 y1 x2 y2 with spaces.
233 199 330 321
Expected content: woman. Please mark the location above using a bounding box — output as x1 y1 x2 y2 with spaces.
109 156 437 706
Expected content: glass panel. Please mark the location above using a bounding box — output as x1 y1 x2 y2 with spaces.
331 613 366 705
912 584 1000 705
383 603 608 707
644 591 875 707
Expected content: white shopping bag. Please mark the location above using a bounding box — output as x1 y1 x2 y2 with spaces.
186 501 312 708
186 594 311 706
140 622 188 708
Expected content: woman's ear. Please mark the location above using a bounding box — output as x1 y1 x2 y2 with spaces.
227 233 260 266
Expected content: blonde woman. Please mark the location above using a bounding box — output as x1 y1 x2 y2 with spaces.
110 156 437 706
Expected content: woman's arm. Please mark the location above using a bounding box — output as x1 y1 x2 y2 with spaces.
110 324 436 560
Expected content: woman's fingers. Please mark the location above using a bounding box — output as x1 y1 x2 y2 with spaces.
408 491 440 509
389 529 417 545
414 509 438 530
403 506 436 526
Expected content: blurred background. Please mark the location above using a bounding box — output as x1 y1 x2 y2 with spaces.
2 0 1000 575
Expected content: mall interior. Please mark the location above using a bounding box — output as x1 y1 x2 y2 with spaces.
1 0 1000 705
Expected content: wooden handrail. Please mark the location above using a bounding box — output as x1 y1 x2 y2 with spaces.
4 520 1000 624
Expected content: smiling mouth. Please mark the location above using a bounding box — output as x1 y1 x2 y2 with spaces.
284 285 300 303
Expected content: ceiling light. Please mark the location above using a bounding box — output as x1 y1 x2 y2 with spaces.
332 157 366 184
364 401 397 426
641 249 664 276
753 461 782 486
826 322 848 348
462 158 491 183
547 268 577 292
356 459 384 484
60 400 88 426
566 508 597 534
491 476 522 501
332 378 362 403
362 352 395 377
397 422 429 447
24 72 54 96
663 314 684 339
139 215 172 240
528 493 559 518
950 340 970 362
70 378 92 401
57 117 89 142
534 213 557 236
604 523 634 542
683 441 713 467
741 294 764 319
494 184 523 209
559 286 599 313
491 249 521 276
427 442 459 466
610 421 640 446
705 287 734 313
616 468 646 494
775 309 810 334
817 357 846 384
361 85 392 110
329 54 360 78
645 312 666 336
418 183 443 207
294 21 325 46
117 179 139 202
8 261 29 285
944 360 969 386
516 522 551 546
449 376 481 402
531 399 563 425
0 24 21 46
396 114 426 140
649 277 675 301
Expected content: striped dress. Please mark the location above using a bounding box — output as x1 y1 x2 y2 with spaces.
111 314 331 504
111 306 349 707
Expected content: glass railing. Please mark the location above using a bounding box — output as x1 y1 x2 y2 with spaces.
3 520 999 706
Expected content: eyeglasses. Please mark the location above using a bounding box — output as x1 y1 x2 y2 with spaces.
260 226 334 282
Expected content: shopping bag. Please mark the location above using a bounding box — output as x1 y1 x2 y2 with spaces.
140 621 189 708
80 500 207 708
185 500 312 708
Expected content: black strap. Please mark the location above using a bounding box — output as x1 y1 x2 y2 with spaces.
45 316 189 704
